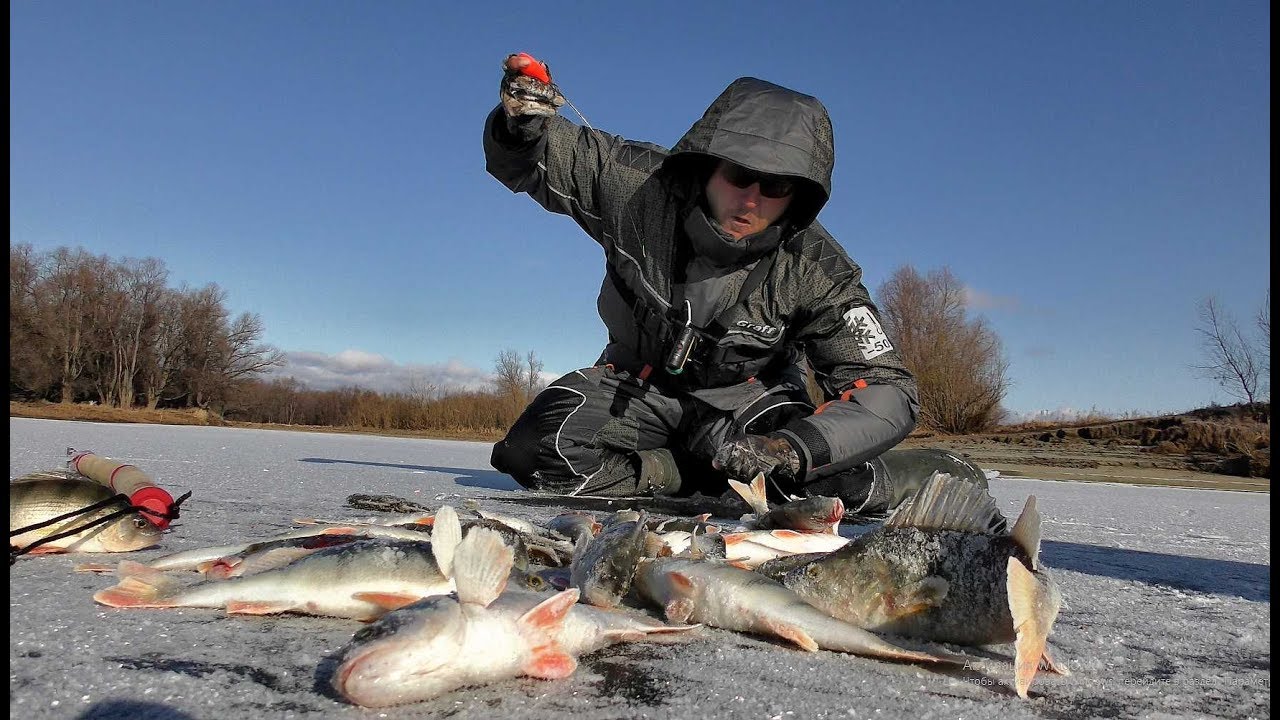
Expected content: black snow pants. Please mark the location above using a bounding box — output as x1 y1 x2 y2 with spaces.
490 364 813 496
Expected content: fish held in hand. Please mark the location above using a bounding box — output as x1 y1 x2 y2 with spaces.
729 473 844 534
774 472 1066 698
11 472 162 555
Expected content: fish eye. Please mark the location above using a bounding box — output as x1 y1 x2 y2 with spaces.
132 517 152 529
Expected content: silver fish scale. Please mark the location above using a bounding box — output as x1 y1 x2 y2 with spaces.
11 474 118 520
784 527 1039 646
285 537 440 576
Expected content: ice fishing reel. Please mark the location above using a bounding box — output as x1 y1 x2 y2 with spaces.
66 448 182 529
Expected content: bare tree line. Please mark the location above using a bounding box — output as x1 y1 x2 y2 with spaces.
223 349 547 433
227 380 519 434
6 243 1014 434
10 244 284 410
229 286 1011 435
17 242 1261 437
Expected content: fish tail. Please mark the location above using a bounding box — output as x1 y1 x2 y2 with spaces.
1042 644 1072 676
728 474 771 517
452 527 514 606
93 570 177 608
431 505 463 579
1010 495 1043 569
1007 556 1064 698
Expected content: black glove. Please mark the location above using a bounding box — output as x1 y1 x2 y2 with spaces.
712 435 802 483
500 53 565 118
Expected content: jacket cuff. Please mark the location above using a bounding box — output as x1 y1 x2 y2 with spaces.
487 106 547 148
769 427 825 483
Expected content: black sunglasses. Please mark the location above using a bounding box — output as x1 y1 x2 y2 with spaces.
720 163 796 199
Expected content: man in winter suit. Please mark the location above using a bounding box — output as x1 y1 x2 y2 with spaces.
484 53 987 514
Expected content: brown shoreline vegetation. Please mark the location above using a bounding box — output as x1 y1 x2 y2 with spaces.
11 401 1268 493
8 401 507 442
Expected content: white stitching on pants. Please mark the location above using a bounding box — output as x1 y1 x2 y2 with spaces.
540 379 597 494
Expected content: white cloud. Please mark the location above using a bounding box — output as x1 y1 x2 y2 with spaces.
963 286 1020 312
328 349 394 373
270 350 492 395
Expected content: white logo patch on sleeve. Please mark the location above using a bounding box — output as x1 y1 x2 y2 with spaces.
842 306 893 360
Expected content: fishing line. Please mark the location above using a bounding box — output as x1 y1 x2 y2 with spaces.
10 490 193 564
9 493 132 537
556 86 593 131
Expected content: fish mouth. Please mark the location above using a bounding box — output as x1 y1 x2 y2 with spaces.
338 646 450 683
335 649 449 706
334 655 362 692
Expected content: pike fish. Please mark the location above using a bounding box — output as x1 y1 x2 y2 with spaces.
333 527 696 707
770 473 1066 698
11 472 162 554
729 473 844 533
633 551 955 665
93 507 464 620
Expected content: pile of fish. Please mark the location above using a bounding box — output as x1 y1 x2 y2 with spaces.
11 468 1068 706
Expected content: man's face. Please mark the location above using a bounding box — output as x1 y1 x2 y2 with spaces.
705 160 796 240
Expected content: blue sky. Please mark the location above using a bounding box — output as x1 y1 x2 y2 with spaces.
10 1 1270 417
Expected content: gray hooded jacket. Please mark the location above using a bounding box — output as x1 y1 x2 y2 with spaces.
484 77 919 481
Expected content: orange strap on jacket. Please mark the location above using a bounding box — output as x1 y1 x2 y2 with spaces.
813 379 868 415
